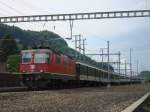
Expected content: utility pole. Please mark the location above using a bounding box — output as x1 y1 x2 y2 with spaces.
78 35 82 53
107 41 110 87
82 38 86 55
74 35 78 59
118 51 121 75
74 35 77 51
73 34 82 60
101 48 104 69
73 35 79 59
78 35 82 60
130 48 132 78
101 48 104 79
137 60 139 76
82 38 86 62
86 41 121 80
72 35 86 61
74 34 82 53
125 60 127 76
69 20 74 39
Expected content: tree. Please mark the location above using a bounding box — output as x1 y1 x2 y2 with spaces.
7 55 20 72
0 35 18 62
139 71 150 83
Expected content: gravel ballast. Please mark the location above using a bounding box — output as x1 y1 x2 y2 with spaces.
0 84 150 112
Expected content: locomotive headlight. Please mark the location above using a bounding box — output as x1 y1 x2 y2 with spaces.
30 65 35 70
40 69 43 72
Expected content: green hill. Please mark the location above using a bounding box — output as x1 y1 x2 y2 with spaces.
139 71 150 83
0 24 67 49
0 24 114 71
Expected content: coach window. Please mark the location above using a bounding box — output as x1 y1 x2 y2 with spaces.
22 52 32 64
34 53 50 64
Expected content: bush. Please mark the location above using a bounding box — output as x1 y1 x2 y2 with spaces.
7 55 20 72
145 77 150 83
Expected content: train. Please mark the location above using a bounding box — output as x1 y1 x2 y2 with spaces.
20 49 141 88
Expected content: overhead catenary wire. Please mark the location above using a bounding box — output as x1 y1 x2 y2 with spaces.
9 0 50 32
0 11 7 16
20 0 46 13
0 13 6 17
0 3 17 16
85 48 97 54
85 48 102 54
12 0 46 14
0 1 24 15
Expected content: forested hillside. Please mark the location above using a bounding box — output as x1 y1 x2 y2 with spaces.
0 24 114 72
0 24 67 49
139 71 150 83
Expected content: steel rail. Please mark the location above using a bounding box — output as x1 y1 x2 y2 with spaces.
121 92 150 112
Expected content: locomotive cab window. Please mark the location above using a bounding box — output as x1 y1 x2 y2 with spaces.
22 52 32 64
34 53 50 64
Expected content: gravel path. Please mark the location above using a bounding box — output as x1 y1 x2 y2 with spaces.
0 84 149 112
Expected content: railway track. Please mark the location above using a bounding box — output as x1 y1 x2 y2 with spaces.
0 73 28 92
122 92 150 112
0 87 28 92
0 72 21 87
0 84 149 112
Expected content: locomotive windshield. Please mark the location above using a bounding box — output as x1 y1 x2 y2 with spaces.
34 53 50 63
22 52 32 64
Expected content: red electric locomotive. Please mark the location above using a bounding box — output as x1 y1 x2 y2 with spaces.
20 49 76 88
20 49 142 88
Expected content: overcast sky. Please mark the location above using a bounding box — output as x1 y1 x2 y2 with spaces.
0 0 150 72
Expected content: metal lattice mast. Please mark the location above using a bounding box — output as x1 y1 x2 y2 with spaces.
0 10 150 23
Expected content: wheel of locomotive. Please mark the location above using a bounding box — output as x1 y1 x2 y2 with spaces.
23 79 39 89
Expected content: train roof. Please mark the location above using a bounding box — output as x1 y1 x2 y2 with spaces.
21 49 74 60
76 62 127 77
76 62 109 73
21 49 52 53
